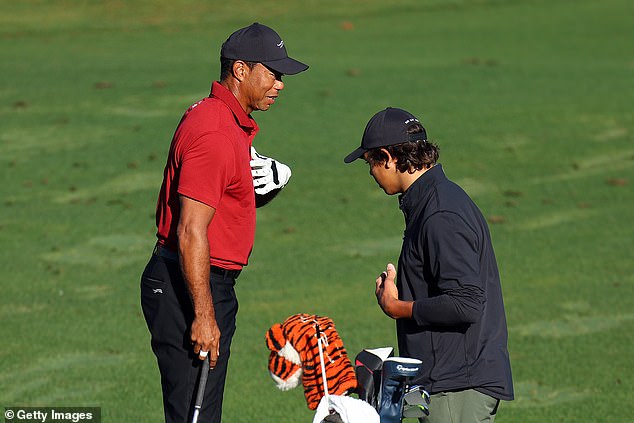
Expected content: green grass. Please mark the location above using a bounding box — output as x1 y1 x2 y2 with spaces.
1 0 633 421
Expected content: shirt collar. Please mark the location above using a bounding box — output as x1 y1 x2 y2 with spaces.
399 164 446 214
210 81 258 131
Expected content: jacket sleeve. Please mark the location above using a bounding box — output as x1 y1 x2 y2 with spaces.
411 211 485 326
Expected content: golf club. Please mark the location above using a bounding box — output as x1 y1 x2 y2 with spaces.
191 355 210 423
402 385 430 418
316 326 330 399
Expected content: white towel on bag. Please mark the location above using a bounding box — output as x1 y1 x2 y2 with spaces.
312 395 380 423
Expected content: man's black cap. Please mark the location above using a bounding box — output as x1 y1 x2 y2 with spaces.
344 107 427 163
220 23 309 75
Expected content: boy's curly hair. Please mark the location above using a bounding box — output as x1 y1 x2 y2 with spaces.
364 123 439 173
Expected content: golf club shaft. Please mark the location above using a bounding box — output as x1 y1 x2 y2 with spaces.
191 356 210 423
316 326 329 398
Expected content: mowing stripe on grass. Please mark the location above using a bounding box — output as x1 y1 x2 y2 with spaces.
41 234 151 267
516 208 597 231
332 237 403 258
508 381 591 408
54 171 161 204
0 352 126 403
531 149 634 184
0 303 46 318
452 177 495 197
511 313 634 338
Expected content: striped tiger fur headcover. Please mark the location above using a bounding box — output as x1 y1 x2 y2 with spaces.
265 313 357 410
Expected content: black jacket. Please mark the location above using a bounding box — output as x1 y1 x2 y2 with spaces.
396 164 514 401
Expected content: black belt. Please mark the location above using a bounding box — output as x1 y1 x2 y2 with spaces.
154 244 178 261
154 244 241 279
209 266 241 279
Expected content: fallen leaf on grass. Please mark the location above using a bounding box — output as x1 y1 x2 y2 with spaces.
462 57 499 66
488 215 506 224
94 81 113 89
340 21 354 31
606 178 628 186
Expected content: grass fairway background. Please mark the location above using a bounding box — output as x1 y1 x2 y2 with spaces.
1 0 633 421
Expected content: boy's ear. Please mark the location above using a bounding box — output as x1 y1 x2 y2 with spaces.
380 148 396 169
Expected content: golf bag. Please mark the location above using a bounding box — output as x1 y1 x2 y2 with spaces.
264 315 429 423
354 349 429 423
377 357 423 423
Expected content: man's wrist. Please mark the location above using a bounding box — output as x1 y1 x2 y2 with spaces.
194 302 214 319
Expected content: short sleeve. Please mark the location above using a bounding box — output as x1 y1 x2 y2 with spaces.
177 132 235 209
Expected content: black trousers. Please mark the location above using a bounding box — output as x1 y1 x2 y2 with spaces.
141 254 239 423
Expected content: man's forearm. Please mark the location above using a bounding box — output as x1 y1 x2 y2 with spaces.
176 195 219 363
178 230 213 317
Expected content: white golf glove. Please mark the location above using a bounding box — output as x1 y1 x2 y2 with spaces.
250 146 292 195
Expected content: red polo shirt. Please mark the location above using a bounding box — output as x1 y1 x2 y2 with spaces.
155 82 259 269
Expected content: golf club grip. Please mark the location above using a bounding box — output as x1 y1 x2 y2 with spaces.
192 356 210 423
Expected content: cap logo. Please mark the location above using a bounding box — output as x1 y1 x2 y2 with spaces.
277 40 284 48
404 118 419 125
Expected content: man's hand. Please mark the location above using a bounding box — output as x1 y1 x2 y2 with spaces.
375 263 414 319
250 146 291 195
191 315 221 368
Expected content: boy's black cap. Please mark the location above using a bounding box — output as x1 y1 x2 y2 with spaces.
344 107 427 163
220 23 309 75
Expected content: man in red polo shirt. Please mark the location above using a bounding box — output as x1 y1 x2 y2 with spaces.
140 23 308 423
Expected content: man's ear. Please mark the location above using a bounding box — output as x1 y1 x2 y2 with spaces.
232 60 250 82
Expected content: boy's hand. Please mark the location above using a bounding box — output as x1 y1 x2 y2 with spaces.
375 263 413 319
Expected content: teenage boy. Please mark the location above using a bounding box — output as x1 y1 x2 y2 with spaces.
344 107 513 423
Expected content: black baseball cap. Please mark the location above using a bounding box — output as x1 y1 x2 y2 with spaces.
220 23 309 75
344 107 427 163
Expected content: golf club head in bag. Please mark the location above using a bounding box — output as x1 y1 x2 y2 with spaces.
401 385 430 418
377 357 422 423
353 347 394 409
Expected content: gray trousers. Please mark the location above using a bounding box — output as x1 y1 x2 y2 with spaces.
420 389 500 423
